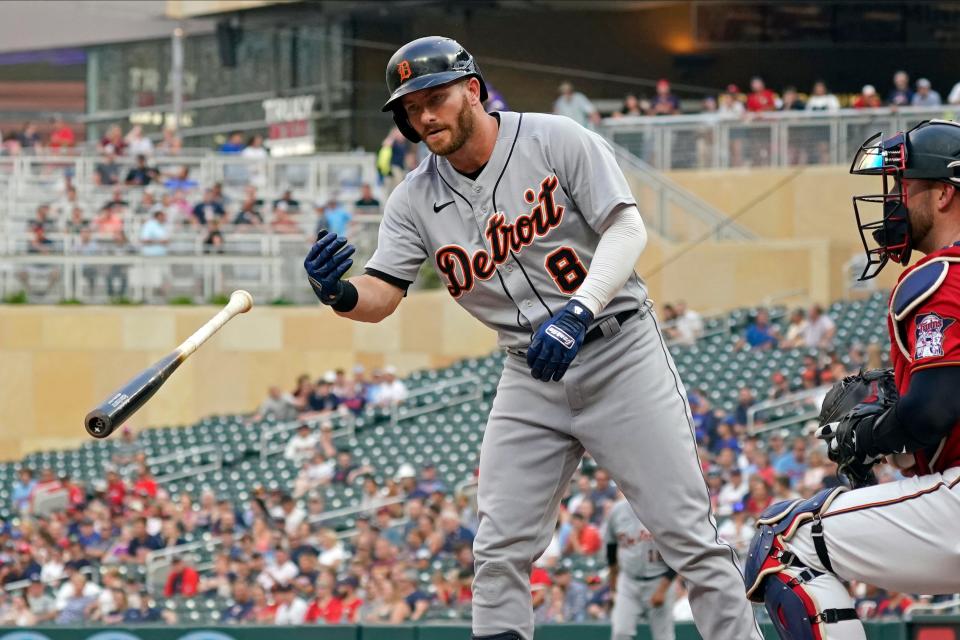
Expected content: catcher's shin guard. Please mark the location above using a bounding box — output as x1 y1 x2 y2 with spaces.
745 488 864 639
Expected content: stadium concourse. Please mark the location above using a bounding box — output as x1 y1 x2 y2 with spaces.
1 292 956 629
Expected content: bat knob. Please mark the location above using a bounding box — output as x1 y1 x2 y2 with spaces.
85 411 113 439
230 290 254 313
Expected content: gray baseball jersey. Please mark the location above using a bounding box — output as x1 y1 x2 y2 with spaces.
365 110 762 640
604 499 669 580
366 111 647 349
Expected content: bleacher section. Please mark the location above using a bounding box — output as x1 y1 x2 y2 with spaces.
0 291 892 621
0 152 380 304
0 291 891 516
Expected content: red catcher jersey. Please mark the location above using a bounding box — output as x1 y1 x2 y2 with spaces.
887 244 960 473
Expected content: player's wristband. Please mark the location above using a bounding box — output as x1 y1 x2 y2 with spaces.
606 542 618 567
331 281 359 312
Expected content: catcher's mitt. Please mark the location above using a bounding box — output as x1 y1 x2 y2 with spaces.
815 368 898 488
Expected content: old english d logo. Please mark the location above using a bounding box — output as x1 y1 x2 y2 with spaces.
397 60 412 82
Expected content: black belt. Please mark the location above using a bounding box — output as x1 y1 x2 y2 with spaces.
584 309 638 345
629 571 669 582
505 308 640 359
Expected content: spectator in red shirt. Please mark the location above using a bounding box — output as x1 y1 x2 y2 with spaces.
60 473 85 511
564 512 602 556
531 566 552 592
49 117 76 150
305 568 343 623
853 85 882 109
746 77 779 112
876 592 914 619
132 466 158 499
744 476 773 518
105 470 126 512
337 576 363 623
164 556 199 597
99 124 126 156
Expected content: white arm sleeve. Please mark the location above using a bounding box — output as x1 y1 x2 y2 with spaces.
572 204 647 316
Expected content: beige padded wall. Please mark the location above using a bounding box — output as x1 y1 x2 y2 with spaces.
0 291 497 460
665 166 901 292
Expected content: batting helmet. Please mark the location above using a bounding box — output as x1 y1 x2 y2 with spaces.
382 36 488 143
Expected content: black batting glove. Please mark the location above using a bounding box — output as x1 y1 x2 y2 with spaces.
304 229 356 305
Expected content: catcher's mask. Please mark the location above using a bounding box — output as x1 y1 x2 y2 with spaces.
849 131 910 280
850 119 960 280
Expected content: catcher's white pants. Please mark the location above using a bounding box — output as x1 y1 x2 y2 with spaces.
779 466 960 639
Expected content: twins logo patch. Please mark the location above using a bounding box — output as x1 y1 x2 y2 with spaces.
546 325 575 349
915 312 955 360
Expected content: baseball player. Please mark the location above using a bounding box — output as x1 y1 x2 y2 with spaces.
604 495 677 640
304 36 761 640
744 120 960 639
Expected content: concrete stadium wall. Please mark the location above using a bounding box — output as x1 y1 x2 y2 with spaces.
0 291 497 461
664 165 902 292
666 166 862 241
637 233 839 312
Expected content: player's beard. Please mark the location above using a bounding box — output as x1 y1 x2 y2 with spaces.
424 94 475 156
906 184 936 253
909 202 935 252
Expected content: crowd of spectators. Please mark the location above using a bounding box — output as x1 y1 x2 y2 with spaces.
252 365 409 427
8 121 383 300
1 432 934 629
2 314 953 630
556 70 960 124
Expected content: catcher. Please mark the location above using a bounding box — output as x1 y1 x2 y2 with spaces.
744 120 960 639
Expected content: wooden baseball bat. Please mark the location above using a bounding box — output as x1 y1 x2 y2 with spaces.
84 290 254 439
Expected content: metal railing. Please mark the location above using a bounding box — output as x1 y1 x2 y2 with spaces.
0 253 289 303
600 105 960 172
148 444 223 484
0 151 378 216
747 384 831 434
3 565 97 594
258 412 357 461
335 516 409 541
307 496 406 526
389 375 484 427
610 142 755 242
908 597 960 617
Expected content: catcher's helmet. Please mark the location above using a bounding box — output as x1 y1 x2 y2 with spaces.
382 36 488 143
850 119 960 279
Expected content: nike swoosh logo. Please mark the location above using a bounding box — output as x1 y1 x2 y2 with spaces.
433 201 455 213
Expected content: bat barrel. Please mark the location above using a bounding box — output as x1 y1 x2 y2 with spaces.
82 292 252 440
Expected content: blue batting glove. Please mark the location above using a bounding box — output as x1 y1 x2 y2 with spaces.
526 300 594 381
304 229 356 305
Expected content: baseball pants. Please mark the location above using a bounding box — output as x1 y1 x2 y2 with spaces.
471 308 762 640
776 466 960 639
611 573 676 640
